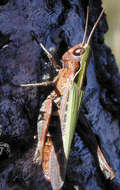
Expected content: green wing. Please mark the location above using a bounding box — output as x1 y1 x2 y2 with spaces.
62 83 84 160
62 45 90 160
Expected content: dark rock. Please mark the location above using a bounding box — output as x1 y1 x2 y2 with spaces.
0 0 120 189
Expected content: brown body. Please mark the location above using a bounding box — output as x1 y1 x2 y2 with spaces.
33 42 115 186
53 44 83 96
34 44 84 186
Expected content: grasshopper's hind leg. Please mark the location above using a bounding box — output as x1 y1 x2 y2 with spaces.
33 98 53 164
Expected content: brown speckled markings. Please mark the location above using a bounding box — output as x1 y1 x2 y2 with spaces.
34 98 53 163
97 146 115 180
59 85 70 135
34 93 66 190
42 134 52 181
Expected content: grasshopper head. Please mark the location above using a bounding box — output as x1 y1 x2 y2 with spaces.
61 7 104 74
61 43 87 74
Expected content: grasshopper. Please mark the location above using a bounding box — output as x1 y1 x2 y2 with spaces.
20 7 115 190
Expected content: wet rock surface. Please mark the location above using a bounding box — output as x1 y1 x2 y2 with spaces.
0 0 120 189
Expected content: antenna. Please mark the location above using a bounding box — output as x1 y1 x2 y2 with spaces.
87 9 104 45
82 6 89 45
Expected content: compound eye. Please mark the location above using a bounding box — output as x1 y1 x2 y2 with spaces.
73 47 85 56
